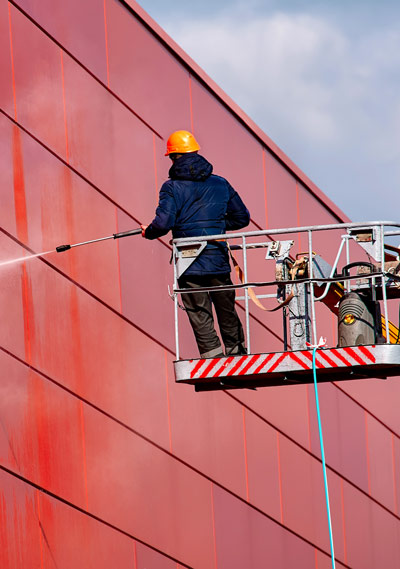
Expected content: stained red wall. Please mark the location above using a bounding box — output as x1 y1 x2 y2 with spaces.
1 1 400 567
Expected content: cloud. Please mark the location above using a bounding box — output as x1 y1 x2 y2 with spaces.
166 12 398 142
161 10 400 220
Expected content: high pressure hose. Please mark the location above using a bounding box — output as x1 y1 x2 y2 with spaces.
311 341 336 569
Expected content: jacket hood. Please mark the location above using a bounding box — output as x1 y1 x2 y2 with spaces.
169 153 213 181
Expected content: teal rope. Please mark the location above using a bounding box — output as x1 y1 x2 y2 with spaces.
312 346 336 569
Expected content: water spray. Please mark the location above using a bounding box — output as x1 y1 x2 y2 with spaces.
0 251 54 268
55 228 142 252
0 228 142 268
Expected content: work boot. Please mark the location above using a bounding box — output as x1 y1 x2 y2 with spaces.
225 343 247 356
200 346 225 359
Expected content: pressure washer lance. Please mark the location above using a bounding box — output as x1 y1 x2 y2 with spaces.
56 228 142 253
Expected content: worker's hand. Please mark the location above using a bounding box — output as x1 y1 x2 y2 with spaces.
140 225 148 238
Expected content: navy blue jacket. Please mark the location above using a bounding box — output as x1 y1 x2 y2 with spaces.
145 153 250 275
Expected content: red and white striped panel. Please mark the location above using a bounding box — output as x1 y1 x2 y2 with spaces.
176 345 376 382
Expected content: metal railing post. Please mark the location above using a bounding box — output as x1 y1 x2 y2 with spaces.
345 235 351 293
380 224 390 343
308 230 318 345
171 221 400 357
242 235 251 354
173 244 180 360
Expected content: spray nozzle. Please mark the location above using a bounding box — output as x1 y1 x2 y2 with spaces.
56 244 71 253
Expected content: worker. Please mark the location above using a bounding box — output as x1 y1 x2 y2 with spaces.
141 130 250 359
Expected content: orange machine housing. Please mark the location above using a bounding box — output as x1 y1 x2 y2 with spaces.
1 1 400 568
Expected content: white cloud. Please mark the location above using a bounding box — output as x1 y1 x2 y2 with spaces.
164 14 347 140
161 10 400 220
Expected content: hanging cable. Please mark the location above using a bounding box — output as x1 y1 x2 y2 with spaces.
312 342 336 569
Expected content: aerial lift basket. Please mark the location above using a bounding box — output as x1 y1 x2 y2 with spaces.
172 221 400 391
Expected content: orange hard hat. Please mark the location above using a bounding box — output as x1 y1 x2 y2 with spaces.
165 130 200 156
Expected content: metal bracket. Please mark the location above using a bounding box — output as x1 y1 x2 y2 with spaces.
313 255 333 279
265 240 294 284
265 240 294 260
348 226 383 262
175 241 207 278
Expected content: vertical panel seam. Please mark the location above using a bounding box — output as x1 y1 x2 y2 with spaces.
189 74 194 134
314 547 319 569
242 406 250 502
331 313 337 347
262 149 268 228
340 479 348 564
392 434 398 515
103 0 110 87
36 490 45 569
153 133 158 196
296 181 302 251
21 263 32 364
365 411 372 495
114 206 123 313
306 384 313 452
210 482 218 569
60 50 69 163
276 431 284 523
164 350 173 453
79 402 89 511
7 3 17 120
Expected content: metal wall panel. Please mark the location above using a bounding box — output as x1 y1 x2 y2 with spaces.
243 409 282 519
297 182 344 259
279 436 346 558
0 118 16 234
316 550 348 569
117 209 179 354
0 233 171 450
0 471 43 569
366 414 397 512
38 492 135 569
166 352 248 499
340 377 400 437
190 79 267 229
27 253 171 448
15 0 108 83
135 542 178 569
106 0 192 137
342 480 400 569
2 0 400 566
308 382 370 494
0 1 14 117
0 234 27 360
2 119 122 309
240 305 284 356
62 52 158 223
264 153 300 238
10 5 66 159
212 484 316 569
0 351 87 507
232 239 291 345
394 436 400 515
237 383 312 451
83 404 216 568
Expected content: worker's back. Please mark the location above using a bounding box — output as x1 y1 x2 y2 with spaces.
145 152 250 275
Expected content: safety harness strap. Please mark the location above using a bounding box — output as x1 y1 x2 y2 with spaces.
227 246 309 312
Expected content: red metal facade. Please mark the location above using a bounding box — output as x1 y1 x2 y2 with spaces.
1 0 399 567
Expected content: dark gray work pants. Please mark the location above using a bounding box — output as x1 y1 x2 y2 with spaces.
178 273 245 358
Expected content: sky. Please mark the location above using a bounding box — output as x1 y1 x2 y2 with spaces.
137 0 400 226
